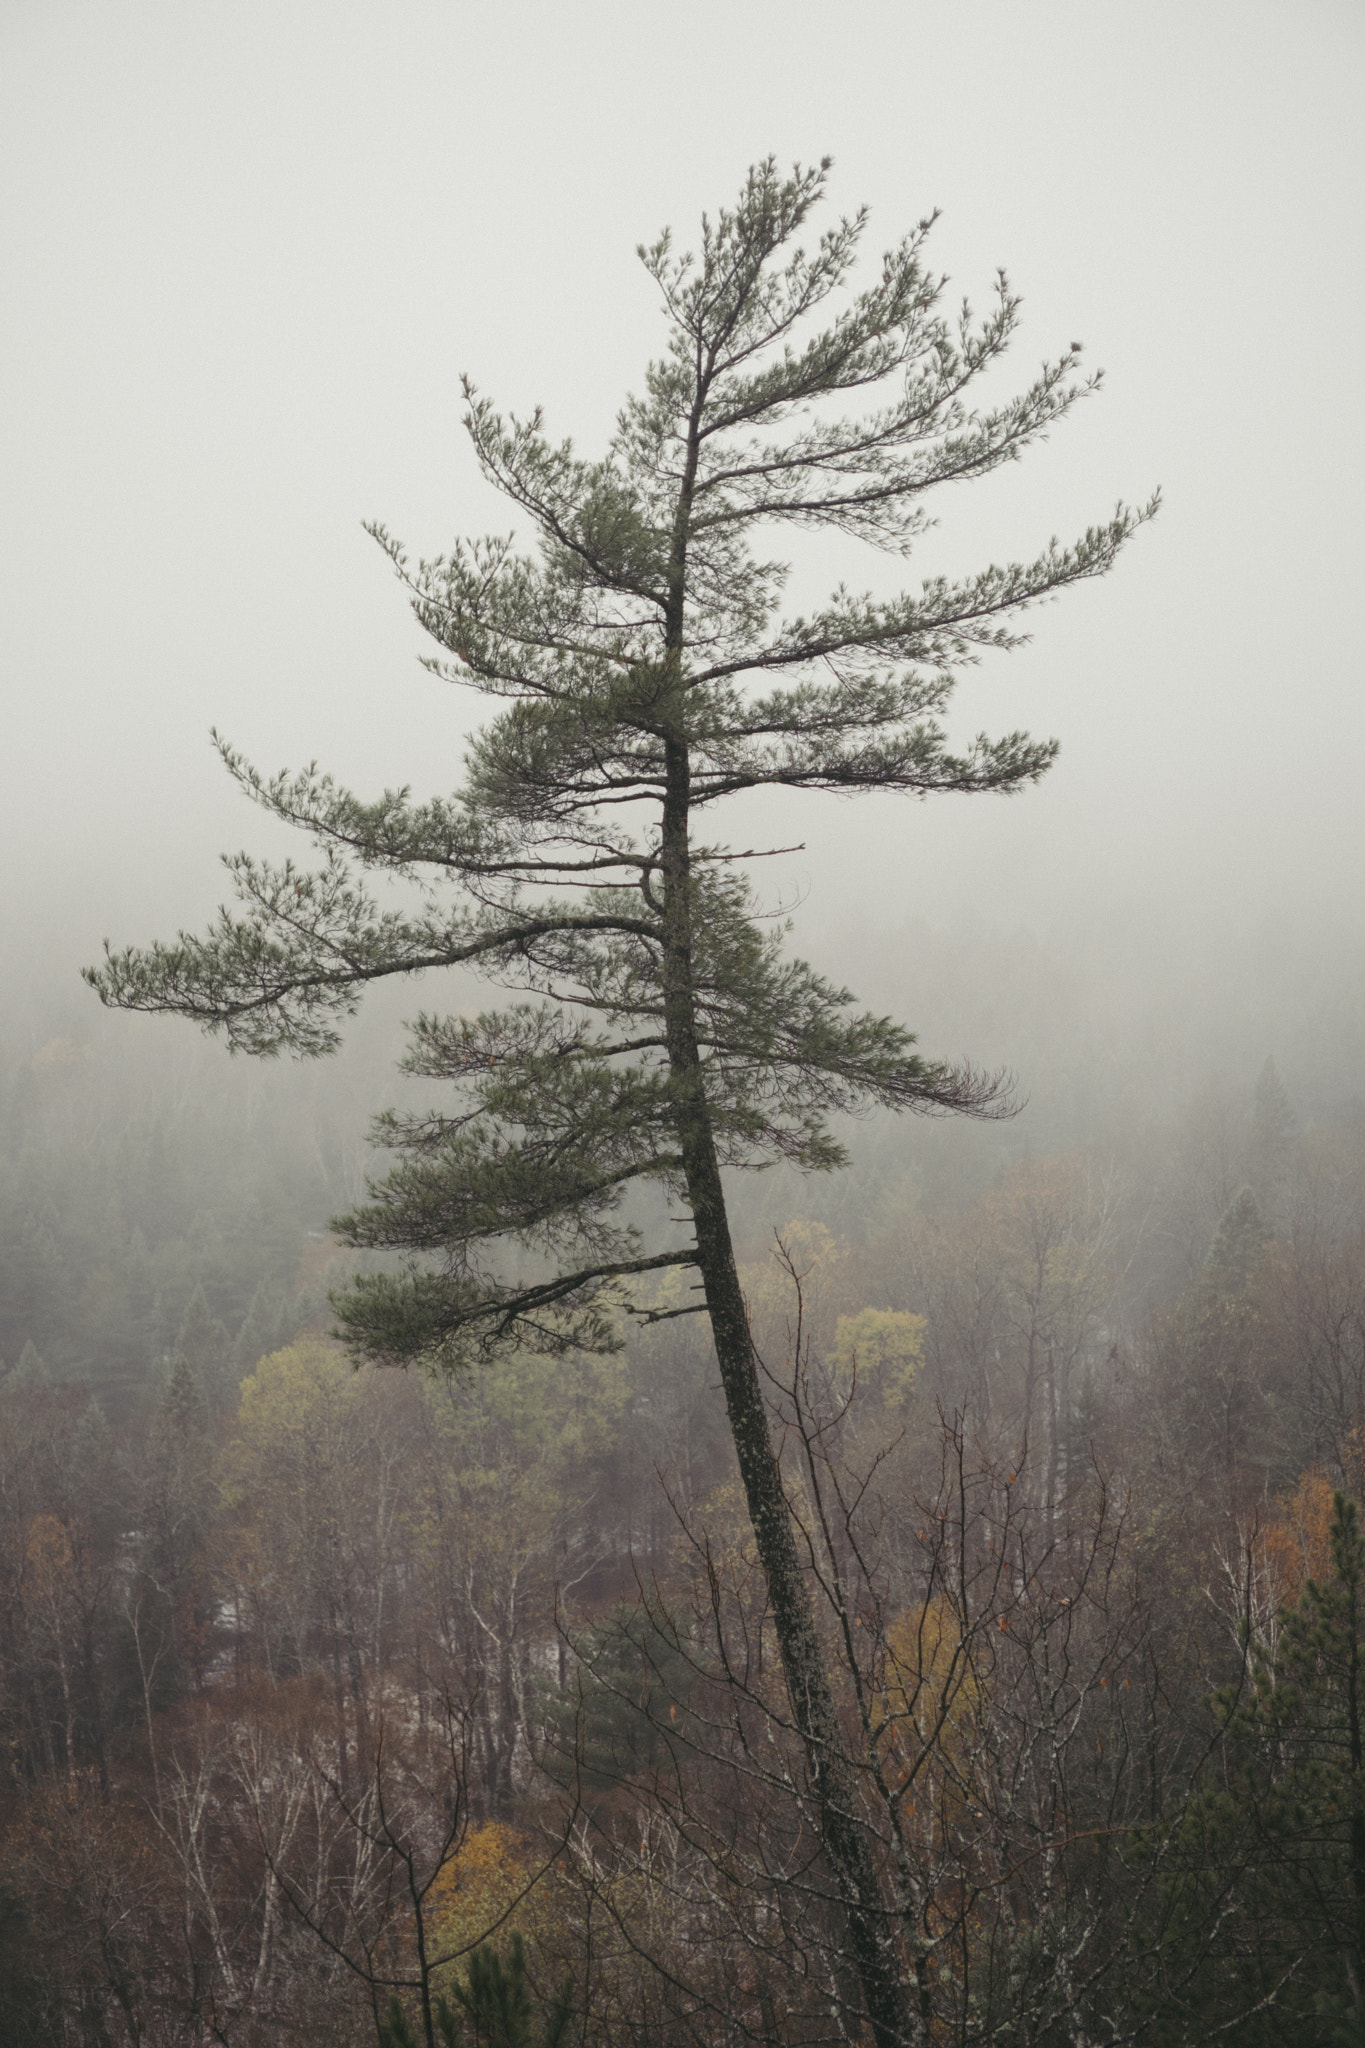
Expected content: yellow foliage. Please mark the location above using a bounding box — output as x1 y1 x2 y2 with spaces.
235 1338 353 1422
1261 1467 1337 1608
420 1340 630 1472
739 1219 855 1357
878 1597 982 1795
832 1308 925 1404
428 1821 556 1961
219 1340 358 1500
25 1513 76 1599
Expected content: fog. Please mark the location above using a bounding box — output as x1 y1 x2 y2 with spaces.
9 17 1365 2030
4 0 1363 1121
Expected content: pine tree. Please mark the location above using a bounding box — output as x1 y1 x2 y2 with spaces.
1206 1187 1271 1296
379 1936 572 2048
230 1280 289 1376
1151 1494 1365 2042
174 1282 230 1408
86 159 1152 2044
540 1599 695 1809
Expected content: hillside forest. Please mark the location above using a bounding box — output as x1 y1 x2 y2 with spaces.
6 1011 1365 2045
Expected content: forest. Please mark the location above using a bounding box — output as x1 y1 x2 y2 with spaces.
6 1013 1365 2046
5 42 1363 2033
7 0 1365 2032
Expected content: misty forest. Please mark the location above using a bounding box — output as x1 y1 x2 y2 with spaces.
5 140 1365 2048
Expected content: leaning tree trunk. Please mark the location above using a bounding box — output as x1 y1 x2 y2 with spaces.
658 721 915 2048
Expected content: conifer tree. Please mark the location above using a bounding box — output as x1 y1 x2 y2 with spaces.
174 1282 230 1407
1206 1187 1271 1296
229 1279 293 1377
135 1354 212 1704
379 1936 572 2048
86 160 1153 2044
9 1339 50 1388
1153 1493 1365 2040
1250 1056 1295 1223
541 1599 695 1807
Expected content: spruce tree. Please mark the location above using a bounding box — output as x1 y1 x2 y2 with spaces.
86 160 1153 2045
1206 1187 1271 1295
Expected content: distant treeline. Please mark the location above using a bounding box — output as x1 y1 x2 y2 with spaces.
0 1016 399 1417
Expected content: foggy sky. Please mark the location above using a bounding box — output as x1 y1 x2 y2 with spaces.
4 0 1363 1112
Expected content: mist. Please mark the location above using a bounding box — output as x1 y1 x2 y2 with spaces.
7 12 1365 2034
4 0 1361 1131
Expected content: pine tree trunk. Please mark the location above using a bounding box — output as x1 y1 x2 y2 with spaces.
658 727 915 2048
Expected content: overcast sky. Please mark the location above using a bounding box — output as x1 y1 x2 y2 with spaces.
3 0 1362 1101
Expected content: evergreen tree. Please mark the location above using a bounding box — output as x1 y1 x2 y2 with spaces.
1250 1056 1296 1223
8 1338 50 1388
1206 1186 1271 1295
1170 1186 1280 1500
91 1224 158 1417
174 1281 230 1409
1151 1493 1365 2043
447 1936 572 2048
86 160 1152 2044
0 1885 56 2048
229 1278 293 1376
541 1599 696 1810
131 1353 213 1705
379 1936 572 2048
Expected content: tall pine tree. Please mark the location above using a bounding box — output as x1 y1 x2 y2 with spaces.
87 160 1152 2045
